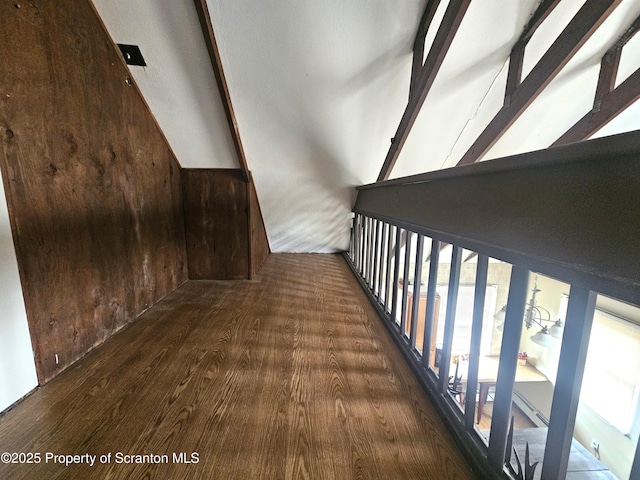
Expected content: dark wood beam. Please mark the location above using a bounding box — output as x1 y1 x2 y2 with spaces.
355 130 640 305
424 241 449 264
553 13 640 145
193 0 250 182
505 0 562 103
594 14 640 104
593 48 622 105
519 0 563 44
377 0 471 181
504 43 525 105
410 1 442 101
463 250 477 263
552 66 640 146
456 0 621 166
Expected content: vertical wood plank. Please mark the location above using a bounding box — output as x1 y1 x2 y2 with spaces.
248 174 270 278
0 0 188 383
182 169 249 280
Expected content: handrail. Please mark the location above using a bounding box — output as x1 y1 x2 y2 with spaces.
345 212 639 479
358 129 640 191
347 131 640 479
353 130 640 306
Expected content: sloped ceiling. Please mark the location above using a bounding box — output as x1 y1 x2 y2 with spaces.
92 0 640 253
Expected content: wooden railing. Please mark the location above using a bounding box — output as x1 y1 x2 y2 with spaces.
345 131 640 480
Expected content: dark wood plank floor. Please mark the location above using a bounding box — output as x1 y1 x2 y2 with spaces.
0 254 477 479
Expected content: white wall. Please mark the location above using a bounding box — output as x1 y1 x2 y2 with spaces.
91 0 640 253
93 0 420 252
0 171 38 413
208 0 423 252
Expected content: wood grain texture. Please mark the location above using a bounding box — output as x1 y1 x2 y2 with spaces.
182 169 250 280
248 174 270 278
0 0 188 383
0 254 477 480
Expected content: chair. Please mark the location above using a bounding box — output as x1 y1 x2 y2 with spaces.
448 361 464 404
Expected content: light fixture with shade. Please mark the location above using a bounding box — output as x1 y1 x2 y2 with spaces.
530 326 557 347
494 278 566 348
548 293 568 339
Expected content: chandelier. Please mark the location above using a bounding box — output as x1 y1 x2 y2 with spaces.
495 277 565 348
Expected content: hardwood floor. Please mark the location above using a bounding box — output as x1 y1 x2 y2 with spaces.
0 254 477 479
476 401 537 432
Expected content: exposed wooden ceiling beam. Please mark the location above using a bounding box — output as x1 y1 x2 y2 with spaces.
594 14 640 103
463 250 478 263
505 0 562 104
593 48 622 105
456 0 621 166
193 0 250 182
519 0 563 44
552 14 640 146
504 43 526 105
410 1 442 102
377 0 471 182
552 67 640 146
425 242 450 264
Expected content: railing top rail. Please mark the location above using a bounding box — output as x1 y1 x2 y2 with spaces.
357 129 640 191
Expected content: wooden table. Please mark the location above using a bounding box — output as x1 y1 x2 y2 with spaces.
458 356 548 423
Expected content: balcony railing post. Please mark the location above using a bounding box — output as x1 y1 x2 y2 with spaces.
541 286 596 480
366 217 373 285
377 222 388 302
410 235 425 350
372 220 380 296
631 439 640 480
488 266 528 473
353 214 360 272
464 254 489 429
359 214 365 276
390 227 402 324
400 231 413 331
384 225 394 314
438 245 463 392
421 239 440 370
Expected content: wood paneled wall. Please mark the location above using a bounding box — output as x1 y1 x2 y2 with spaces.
0 1 188 383
248 173 270 278
182 169 270 280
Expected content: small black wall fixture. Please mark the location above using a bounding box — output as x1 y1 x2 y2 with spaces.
117 44 146 66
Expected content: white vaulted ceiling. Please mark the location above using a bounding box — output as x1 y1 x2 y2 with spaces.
92 0 640 253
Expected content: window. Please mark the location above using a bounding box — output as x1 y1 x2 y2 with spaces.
436 284 497 356
580 308 640 438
